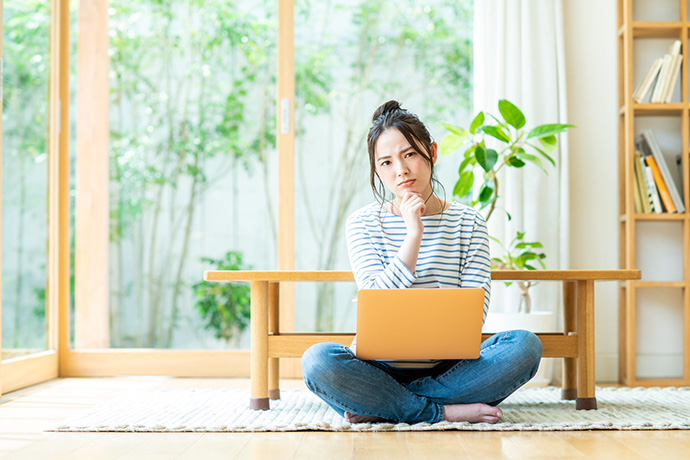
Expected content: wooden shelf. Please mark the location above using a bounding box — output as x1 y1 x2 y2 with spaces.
619 103 687 116
633 103 685 116
631 22 684 38
621 377 688 387
633 280 688 288
620 213 689 223
632 213 688 220
618 0 690 388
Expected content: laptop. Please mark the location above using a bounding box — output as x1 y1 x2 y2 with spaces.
354 288 485 361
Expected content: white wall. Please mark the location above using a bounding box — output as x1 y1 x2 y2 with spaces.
563 0 620 382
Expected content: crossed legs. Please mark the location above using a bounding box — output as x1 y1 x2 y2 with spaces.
301 330 543 424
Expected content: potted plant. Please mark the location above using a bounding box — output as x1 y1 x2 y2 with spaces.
440 100 573 385
193 251 252 347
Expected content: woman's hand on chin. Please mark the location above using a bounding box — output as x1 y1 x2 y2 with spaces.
399 192 424 235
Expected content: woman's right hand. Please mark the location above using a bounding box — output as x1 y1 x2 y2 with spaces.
399 192 425 235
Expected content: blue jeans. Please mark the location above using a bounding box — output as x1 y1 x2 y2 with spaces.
301 330 542 424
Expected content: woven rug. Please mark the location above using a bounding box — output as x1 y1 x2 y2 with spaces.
48 386 690 432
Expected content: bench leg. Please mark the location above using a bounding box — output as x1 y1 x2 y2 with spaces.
250 281 270 410
576 280 597 410
561 281 577 400
268 282 280 401
269 360 280 400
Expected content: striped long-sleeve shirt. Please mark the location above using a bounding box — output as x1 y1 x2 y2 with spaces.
346 201 492 368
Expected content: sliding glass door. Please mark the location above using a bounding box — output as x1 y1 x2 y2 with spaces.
0 0 474 384
1 0 69 394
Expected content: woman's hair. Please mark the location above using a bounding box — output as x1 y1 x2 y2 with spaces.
366 100 444 206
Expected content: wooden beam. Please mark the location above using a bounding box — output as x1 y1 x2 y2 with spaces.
0 352 58 394
75 0 109 348
205 269 641 283
47 0 70 378
61 349 250 377
277 0 296 376
250 281 269 409
56 0 71 375
576 280 596 409
267 333 579 359
562 281 577 399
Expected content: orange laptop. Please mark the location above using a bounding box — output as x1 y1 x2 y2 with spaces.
355 288 485 361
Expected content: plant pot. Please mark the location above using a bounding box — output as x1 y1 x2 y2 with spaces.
482 311 555 387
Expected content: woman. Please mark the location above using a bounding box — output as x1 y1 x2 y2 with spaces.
301 100 542 424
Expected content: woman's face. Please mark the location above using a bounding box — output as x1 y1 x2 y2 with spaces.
374 128 437 202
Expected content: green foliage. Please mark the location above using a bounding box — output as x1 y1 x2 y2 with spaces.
439 99 574 275
107 0 287 346
490 231 545 312
439 99 574 219
108 0 280 243
2 0 52 348
3 1 51 155
193 252 251 342
490 232 546 287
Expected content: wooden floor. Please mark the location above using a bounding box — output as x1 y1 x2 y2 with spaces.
0 378 689 460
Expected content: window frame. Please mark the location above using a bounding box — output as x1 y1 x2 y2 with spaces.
0 0 69 394
60 0 299 380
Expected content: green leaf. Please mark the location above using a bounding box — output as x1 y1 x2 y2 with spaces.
453 171 475 198
498 99 525 129
527 123 575 140
475 146 498 172
469 112 484 134
477 180 495 203
440 122 467 136
538 134 557 153
439 132 467 156
481 125 511 143
527 142 556 167
505 155 526 167
463 144 477 159
458 156 474 174
488 235 503 245
515 241 544 249
477 194 498 210
515 151 546 173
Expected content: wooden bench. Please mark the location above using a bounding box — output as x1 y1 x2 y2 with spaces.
204 269 641 411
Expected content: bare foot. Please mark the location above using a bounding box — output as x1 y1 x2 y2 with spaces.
443 403 503 424
344 411 388 424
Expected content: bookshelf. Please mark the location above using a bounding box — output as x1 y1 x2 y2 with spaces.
618 0 690 386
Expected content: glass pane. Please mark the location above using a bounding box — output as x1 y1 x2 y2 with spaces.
105 0 276 349
293 0 474 332
1 0 51 359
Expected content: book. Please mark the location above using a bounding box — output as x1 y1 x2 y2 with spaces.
634 150 652 213
644 165 663 213
632 166 643 212
651 40 682 103
633 57 663 103
645 156 676 212
651 54 674 103
677 153 685 201
639 130 685 212
662 54 683 103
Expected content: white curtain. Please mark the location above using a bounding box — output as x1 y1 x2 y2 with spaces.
474 0 570 321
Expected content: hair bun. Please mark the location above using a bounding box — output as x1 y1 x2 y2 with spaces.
372 100 402 122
